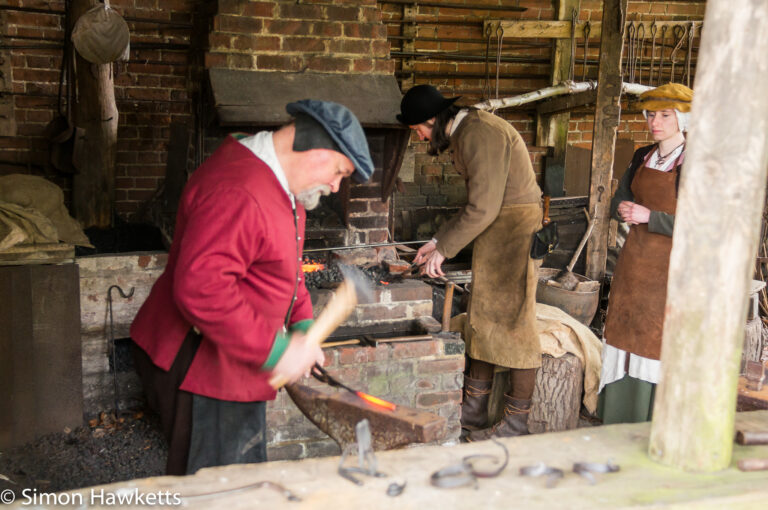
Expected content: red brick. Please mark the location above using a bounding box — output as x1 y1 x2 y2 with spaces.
256 54 303 71
279 3 323 19
311 21 343 37
390 341 439 360
264 19 312 36
416 390 462 408
417 358 465 375
215 15 262 34
243 2 274 17
306 56 350 73
204 52 228 68
228 53 255 69
325 5 359 21
282 36 327 53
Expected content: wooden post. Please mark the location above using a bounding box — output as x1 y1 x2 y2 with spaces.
584 0 627 282
536 0 580 198
70 0 119 228
648 0 768 471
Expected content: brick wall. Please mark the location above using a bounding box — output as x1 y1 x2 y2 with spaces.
205 0 393 75
0 0 195 219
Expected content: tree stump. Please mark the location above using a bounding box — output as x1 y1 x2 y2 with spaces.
487 353 583 433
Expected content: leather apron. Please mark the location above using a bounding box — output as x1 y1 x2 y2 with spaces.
465 202 543 369
603 152 680 360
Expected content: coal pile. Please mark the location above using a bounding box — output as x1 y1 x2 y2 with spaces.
0 411 166 496
303 263 390 289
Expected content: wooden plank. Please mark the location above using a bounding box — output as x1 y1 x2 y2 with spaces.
0 12 16 137
0 242 74 265
584 0 628 282
0 264 83 449
649 0 768 472
209 70 403 127
70 0 118 228
536 0 580 198
487 20 703 40
62 411 768 509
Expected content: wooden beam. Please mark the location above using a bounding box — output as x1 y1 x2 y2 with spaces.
537 89 597 116
536 0 580 198
70 0 118 228
648 0 768 472
584 0 628 281
485 20 702 40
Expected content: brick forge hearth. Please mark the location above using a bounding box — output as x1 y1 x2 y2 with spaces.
78 254 464 460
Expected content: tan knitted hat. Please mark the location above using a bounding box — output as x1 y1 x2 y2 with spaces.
636 83 694 112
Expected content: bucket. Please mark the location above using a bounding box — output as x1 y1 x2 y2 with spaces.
536 267 600 326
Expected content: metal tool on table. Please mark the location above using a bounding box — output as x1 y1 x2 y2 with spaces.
519 463 565 488
337 419 387 485
182 481 301 502
269 264 372 389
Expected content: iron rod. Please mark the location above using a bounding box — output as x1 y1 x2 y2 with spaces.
303 240 429 253
378 0 525 12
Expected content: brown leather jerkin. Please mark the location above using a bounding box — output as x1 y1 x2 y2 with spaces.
603 151 681 360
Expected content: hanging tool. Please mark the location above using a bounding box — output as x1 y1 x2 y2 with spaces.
483 24 493 100
648 22 658 86
494 24 504 101
269 264 372 389
659 24 668 83
569 7 577 81
669 24 686 84
684 21 695 87
581 21 591 81
107 284 134 416
625 22 635 81
635 23 645 84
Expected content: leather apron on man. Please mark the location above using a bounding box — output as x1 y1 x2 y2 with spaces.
603 153 680 360
466 203 543 368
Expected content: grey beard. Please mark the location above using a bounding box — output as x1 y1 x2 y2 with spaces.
296 185 331 210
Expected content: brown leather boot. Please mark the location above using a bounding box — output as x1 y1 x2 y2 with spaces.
467 394 531 442
460 375 493 431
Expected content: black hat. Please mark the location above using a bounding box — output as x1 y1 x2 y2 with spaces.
396 84 460 125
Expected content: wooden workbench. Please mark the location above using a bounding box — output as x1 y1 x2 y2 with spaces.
49 411 768 509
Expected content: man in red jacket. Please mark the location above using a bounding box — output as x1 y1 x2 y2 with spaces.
130 100 374 475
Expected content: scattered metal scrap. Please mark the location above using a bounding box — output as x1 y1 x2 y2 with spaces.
519 463 565 488
337 419 387 486
430 439 509 489
519 460 620 487
181 481 301 502
572 461 620 485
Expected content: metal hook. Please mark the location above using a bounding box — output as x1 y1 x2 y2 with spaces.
636 23 645 84
648 22 658 85
669 24 687 83
625 22 636 81
581 21 591 81
659 24 668 83
107 285 135 415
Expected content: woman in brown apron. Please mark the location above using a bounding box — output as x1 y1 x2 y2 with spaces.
397 85 542 440
600 83 694 424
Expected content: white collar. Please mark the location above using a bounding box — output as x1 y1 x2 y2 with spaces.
449 109 469 137
237 131 295 207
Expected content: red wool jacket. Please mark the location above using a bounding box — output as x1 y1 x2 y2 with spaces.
130 135 313 402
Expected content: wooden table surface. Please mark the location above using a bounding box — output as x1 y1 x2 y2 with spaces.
41 410 768 510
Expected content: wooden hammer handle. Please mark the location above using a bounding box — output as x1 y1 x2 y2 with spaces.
269 279 358 389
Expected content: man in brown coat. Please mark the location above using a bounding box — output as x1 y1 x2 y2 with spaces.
398 85 543 440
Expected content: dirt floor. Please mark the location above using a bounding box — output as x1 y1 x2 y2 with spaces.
0 410 167 497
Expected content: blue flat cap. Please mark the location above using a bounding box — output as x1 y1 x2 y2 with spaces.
286 99 374 183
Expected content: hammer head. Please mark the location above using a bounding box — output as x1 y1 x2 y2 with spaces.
338 264 374 303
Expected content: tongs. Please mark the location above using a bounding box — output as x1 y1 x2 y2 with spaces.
311 364 396 410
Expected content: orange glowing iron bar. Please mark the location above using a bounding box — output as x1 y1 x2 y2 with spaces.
311 363 397 411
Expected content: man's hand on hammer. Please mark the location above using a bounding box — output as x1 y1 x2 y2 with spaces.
272 332 325 384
